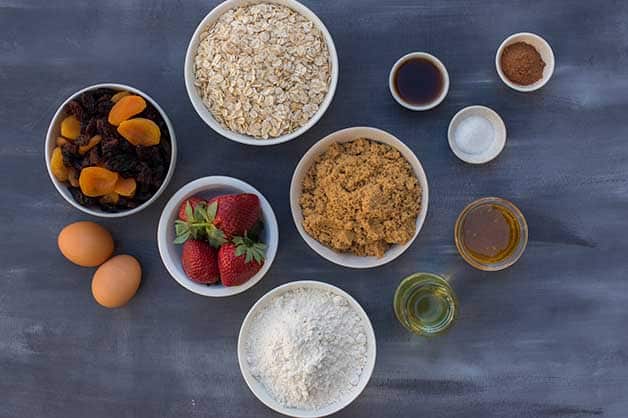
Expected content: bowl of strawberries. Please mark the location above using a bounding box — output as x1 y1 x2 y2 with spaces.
157 176 279 297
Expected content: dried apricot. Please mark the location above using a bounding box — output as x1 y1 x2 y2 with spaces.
56 136 69 147
79 167 119 197
60 115 81 140
67 167 80 187
117 118 161 146
114 177 137 197
100 192 120 205
51 147 69 181
79 135 102 155
111 91 130 103
108 95 146 126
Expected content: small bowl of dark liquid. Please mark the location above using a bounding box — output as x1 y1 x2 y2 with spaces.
389 52 449 111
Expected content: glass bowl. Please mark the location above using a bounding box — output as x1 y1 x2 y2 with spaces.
454 197 528 271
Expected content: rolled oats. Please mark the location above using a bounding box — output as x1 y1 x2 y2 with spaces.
194 3 331 139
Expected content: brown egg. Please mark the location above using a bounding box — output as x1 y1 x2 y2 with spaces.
91 255 141 308
58 221 114 267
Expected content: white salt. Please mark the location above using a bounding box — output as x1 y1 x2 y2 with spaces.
454 115 495 155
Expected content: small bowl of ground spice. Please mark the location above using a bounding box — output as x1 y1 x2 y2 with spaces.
496 32 555 92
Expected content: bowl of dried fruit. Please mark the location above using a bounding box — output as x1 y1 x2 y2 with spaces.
157 176 279 297
184 0 338 146
45 83 177 217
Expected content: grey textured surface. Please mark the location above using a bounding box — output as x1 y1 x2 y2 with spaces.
1 0 627 417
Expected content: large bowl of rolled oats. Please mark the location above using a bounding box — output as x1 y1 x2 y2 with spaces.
185 0 338 146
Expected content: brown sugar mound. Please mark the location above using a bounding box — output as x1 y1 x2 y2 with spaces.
299 138 422 257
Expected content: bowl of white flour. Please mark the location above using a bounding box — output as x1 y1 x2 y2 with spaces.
238 280 376 417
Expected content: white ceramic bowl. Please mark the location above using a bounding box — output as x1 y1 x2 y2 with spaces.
448 105 507 164
157 176 278 297
496 32 555 92
184 0 339 146
290 127 429 269
238 280 376 417
389 52 450 111
45 83 177 218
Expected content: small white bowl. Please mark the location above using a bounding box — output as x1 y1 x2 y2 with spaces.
448 105 507 164
238 280 376 417
389 52 449 111
496 32 555 92
157 176 278 297
290 127 429 269
184 0 339 146
45 83 177 218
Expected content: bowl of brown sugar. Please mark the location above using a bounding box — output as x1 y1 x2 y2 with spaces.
496 32 555 92
290 127 429 269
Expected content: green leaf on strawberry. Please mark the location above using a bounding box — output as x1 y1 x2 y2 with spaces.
174 200 226 247
232 232 266 264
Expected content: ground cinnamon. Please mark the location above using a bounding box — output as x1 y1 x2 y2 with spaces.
500 42 545 85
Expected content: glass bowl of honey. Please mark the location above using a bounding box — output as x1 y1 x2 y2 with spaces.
454 197 528 271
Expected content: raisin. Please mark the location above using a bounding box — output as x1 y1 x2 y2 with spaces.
136 145 161 163
61 143 81 169
75 133 91 146
80 91 97 114
117 197 138 209
65 100 84 121
96 96 114 117
82 118 97 137
88 147 102 166
104 153 137 177
70 187 96 207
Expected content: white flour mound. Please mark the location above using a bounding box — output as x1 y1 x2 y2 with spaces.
246 287 368 409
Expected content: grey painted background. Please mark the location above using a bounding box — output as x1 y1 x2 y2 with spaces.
1 0 627 417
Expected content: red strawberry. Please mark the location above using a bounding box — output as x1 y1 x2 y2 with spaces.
213 194 261 239
181 240 219 284
218 234 265 287
178 197 206 222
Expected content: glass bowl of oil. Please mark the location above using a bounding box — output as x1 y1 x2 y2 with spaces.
454 197 528 271
393 273 458 337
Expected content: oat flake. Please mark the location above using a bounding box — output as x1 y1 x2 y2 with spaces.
194 3 331 139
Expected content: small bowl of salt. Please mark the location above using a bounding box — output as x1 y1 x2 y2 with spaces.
448 105 507 164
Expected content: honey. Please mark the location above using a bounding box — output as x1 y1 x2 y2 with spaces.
455 197 528 271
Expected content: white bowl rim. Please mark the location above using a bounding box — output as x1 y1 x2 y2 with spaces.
184 0 339 146
44 82 178 218
237 280 377 418
495 32 555 92
290 126 429 269
388 51 450 111
157 175 279 297
447 105 507 164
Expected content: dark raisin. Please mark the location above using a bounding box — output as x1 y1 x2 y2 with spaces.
80 92 97 114
117 197 138 209
96 118 118 139
81 118 97 137
104 153 137 177
70 187 96 207
92 88 115 98
96 96 114 116
75 133 91 146
99 203 119 213
88 147 102 165
134 183 153 201
65 100 84 121
138 106 160 122
136 145 161 163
